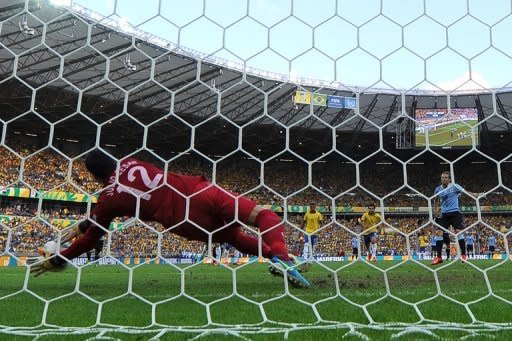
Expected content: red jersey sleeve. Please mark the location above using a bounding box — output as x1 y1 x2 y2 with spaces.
60 186 136 260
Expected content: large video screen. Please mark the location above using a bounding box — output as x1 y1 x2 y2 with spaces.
415 108 479 148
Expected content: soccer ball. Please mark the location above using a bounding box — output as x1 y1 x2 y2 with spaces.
37 241 57 256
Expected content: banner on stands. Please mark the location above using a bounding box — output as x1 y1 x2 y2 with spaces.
294 91 358 109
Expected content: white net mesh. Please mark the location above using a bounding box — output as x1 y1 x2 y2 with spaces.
0 0 511 339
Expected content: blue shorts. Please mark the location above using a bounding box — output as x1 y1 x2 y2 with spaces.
305 234 318 245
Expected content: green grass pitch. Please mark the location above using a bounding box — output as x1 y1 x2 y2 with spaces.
1 260 511 340
416 120 478 147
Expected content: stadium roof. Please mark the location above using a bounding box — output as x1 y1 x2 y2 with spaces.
0 0 511 161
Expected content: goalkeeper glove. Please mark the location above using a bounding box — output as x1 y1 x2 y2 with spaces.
27 256 66 277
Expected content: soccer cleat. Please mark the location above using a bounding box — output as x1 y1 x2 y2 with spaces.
370 255 377 262
268 256 311 288
431 257 443 265
461 254 468 263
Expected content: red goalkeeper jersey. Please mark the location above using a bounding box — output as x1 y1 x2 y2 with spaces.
61 158 207 260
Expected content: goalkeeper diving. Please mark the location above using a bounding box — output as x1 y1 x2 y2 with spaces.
28 149 310 288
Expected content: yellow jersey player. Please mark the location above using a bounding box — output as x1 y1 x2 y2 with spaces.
418 232 429 259
301 203 323 260
358 203 382 262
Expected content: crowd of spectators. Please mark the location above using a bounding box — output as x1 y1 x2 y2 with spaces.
0 145 511 259
1 147 511 207
1 211 510 258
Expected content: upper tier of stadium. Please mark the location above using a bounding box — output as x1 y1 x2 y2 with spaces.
0 0 511 162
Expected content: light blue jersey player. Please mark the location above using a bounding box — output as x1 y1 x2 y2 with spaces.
351 235 359 260
488 235 497 258
430 234 437 257
466 234 475 256
432 171 479 265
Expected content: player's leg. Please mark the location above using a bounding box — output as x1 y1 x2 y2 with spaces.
353 247 358 260
213 245 219 265
435 232 444 259
302 234 310 259
212 224 273 258
186 183 253 248
457 233 466 260
443 232 451 260
370 233 378 261
175 185 220 243
433 217 448 264
458 235 467 262
310 235 318 259
363 234 372 260
451 213 467 261
209 187 290 261
92 242 99 262
247 206 310 287
202 186 308 287
96 239 103 260
188 184 289 260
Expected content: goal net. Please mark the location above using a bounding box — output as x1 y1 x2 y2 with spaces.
0 0 511 339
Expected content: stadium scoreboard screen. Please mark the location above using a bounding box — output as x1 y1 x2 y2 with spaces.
414 108 479 148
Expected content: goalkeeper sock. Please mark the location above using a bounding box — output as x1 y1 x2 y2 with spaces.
458 239 466 256
255 209 290 262
436 240 443 258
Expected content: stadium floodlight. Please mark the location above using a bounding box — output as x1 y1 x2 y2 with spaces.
123 55 137 71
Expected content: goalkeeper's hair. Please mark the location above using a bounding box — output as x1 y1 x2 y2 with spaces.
85 149 116 181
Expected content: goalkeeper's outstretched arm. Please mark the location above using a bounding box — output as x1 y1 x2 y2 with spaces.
28 223 107 276
30 198 120 275
54 223 107 265
53 188 133 264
